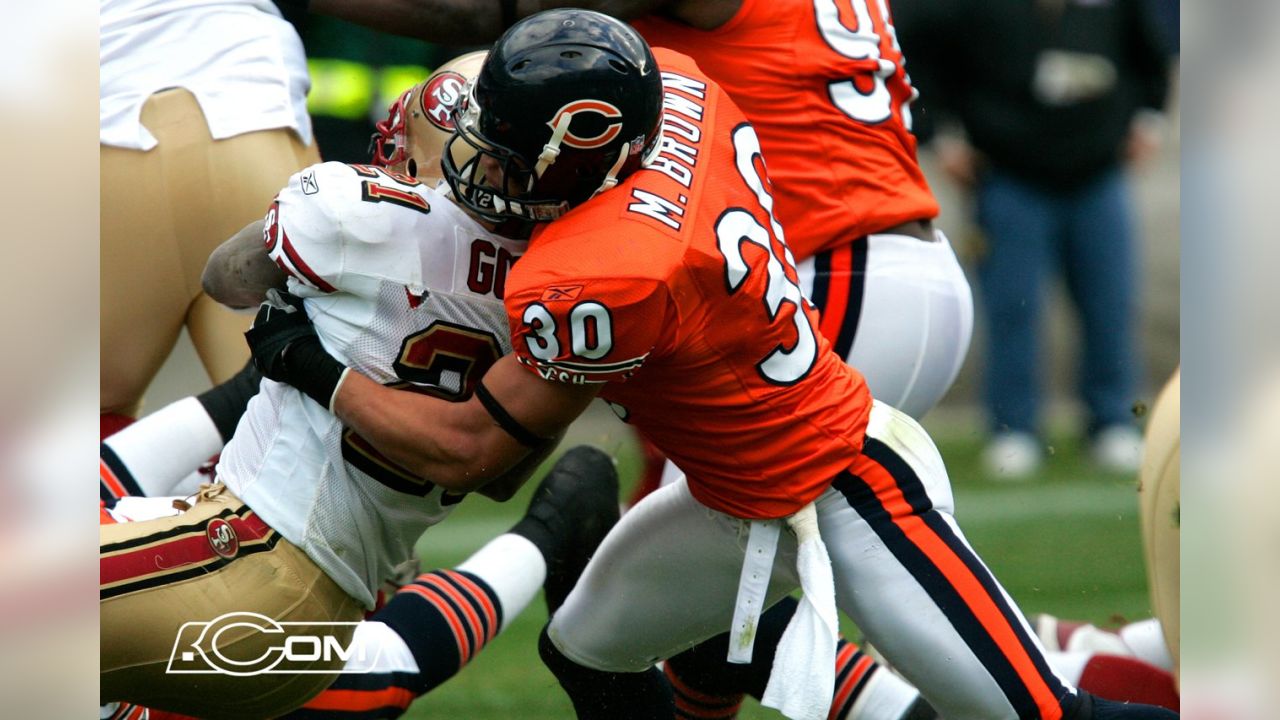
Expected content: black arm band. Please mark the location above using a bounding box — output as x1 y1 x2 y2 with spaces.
499 0 517 30
474 381 547 448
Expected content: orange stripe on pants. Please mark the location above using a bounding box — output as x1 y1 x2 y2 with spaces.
818 244 854 345
301 687 415 712
858 455 1063 720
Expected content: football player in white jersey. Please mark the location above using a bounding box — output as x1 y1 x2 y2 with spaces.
99 375 620 720
101 54 621 719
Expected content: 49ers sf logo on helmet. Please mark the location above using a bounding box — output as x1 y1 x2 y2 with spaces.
548 100 624 150
421 71 468 130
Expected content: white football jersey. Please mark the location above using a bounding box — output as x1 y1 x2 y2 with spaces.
100 0 311 150
216 162 525 608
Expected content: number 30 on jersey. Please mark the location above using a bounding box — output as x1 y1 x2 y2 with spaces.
522 301 614 365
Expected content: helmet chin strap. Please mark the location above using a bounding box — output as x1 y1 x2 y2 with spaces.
535 114 572 178
592 148 630 198
536 114 630 202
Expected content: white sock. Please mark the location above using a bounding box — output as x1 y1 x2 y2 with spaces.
847 667 923 720
341 620 420 674
1120 618 1174 672
103 397 223 497
456 533 547 631
1045 650 1092 685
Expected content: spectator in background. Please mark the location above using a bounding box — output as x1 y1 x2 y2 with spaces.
895 0 1176 478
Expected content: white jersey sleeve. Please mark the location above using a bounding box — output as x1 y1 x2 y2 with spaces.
265 162 436 298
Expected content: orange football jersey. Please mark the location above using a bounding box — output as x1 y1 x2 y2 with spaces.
505 49 872 520
632 0 939 259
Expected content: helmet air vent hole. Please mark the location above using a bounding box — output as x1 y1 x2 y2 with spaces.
561 50 581 59
609 59 628 73
512 59 531 71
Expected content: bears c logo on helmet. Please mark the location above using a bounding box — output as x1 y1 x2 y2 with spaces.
548 100 624 150
421 70 468 130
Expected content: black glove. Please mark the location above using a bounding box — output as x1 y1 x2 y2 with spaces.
245 289 348 410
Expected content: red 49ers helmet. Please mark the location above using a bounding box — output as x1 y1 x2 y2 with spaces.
442 9 664 223
370 51 487 185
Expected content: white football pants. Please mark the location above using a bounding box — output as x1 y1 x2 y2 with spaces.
796 229 973 419
550 402 1075 720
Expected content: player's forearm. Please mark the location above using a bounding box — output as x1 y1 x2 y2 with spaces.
475 428 565 501
333 371 531 493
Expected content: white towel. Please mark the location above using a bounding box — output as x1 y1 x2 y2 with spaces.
761 503 839 720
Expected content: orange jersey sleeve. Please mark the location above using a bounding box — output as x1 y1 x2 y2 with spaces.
505 267 673 386
505 50 872 519
632 0 939 259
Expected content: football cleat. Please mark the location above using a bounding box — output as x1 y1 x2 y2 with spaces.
1091 424 1144 474
517 446 620 613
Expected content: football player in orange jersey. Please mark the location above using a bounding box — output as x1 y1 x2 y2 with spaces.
248 11 1174 720
316 0 971 443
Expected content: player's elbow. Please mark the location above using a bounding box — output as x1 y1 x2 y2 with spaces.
201 254 233 306
202 248 259 309
429 462 507 495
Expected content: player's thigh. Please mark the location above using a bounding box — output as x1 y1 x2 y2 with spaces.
195 121 319 281
187 292 252 385
187 114 318 380
548 477 797 672
100 138 190 414
101 484 364 718
821 402 1068 719
845 231 974 418
138 89 318 298
1140 371 1180 667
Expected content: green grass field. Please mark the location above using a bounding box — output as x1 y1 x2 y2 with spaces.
404 426 1151 719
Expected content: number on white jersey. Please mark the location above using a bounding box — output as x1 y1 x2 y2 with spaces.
343 321 503 496
350 164 431 214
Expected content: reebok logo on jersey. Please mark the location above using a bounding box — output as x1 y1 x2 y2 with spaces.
301 170 319 195
541 285 583 301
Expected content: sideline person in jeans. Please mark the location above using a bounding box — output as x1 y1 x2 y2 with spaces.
895 0 1177 478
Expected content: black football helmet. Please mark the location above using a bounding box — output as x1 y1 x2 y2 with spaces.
442 9 664 223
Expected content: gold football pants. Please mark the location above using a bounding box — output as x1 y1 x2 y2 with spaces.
101 88 320 417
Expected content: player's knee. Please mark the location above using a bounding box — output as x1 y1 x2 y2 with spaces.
538 623 575 678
